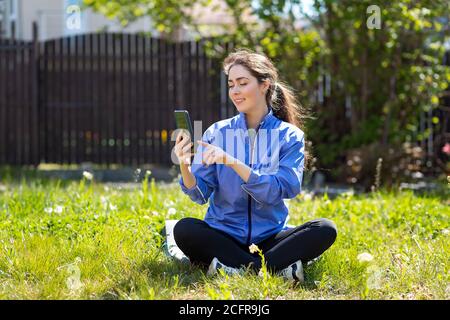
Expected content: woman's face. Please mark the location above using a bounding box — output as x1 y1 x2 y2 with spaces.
228 64 269 114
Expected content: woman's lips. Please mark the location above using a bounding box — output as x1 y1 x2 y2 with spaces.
234 98 245 105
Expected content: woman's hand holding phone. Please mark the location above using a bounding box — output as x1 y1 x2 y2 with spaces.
174 131 194 166
175 131 197 189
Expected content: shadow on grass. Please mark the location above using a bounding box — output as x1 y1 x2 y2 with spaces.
97 252 329 300
411 188 449 203
301 260 327 291
97 252 210 300
0 165 74 188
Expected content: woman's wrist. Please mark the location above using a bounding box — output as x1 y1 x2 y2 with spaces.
180 163 196 189
226 157 251 182
224 155 237 167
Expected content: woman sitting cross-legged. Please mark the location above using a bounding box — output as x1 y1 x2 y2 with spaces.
173 49 337 282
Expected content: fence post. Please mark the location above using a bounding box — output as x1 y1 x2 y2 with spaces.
11 20 15 40
31 21 40 167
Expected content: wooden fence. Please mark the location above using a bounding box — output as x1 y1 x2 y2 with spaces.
0 25 39 166
0 23 235 166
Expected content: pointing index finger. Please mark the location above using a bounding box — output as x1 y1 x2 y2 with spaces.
197 140 209 147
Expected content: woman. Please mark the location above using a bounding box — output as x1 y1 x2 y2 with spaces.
173 49 337 282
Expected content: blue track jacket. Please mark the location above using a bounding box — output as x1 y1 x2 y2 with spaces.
179 107 305 245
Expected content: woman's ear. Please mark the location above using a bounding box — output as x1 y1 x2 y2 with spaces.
261 80 270 95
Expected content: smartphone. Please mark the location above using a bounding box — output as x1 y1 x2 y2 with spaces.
174 110 195 159
174 110 194 139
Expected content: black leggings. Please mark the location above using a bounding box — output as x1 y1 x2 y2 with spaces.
173 217 337 272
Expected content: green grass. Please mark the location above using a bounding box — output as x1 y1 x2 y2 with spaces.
0 171 448 300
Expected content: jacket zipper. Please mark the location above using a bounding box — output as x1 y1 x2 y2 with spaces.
246 127 259 246
246 196 252 246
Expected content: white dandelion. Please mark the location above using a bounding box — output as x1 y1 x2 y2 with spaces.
164 199 175 207
249 243 260 254
167 207 177 216
303 192 313 201
82 171 93 181
357 252 374 263
55 205 64 214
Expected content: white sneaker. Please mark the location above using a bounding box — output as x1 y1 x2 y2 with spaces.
278 260 304 282
207 257 243 277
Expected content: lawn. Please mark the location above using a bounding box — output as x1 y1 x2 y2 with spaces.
0 169 448 300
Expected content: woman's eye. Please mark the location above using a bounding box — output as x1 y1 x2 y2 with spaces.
228 83 247 88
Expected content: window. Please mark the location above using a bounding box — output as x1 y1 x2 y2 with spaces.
9 0 16 18
0 1 5 20
8 0 17 38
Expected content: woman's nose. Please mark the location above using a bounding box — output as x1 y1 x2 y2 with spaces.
231 86 241 94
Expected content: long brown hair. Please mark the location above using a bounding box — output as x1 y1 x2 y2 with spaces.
223 48 313 168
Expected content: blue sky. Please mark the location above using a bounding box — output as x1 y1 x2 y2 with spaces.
251 0 317 18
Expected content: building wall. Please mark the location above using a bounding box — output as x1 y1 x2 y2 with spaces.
18 0 154 41
0 0 20 38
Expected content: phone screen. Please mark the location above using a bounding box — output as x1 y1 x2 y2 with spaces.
174 110 194 138
174 110 195 161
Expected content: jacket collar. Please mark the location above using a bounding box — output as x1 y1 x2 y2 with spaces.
237 106 275 130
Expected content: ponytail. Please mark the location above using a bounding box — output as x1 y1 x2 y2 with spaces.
267 81 305 129
267 81 313 170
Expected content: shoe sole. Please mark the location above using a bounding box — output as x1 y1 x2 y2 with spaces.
292 262 304 282
207 259 217 276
